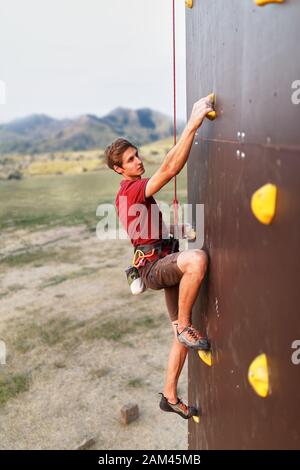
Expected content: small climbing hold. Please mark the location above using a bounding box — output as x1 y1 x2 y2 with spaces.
198 350 212 367
192 415 200 424
207 93 217 121
255 0 285 6
251 183 277 225
185 0 193 8
207 111 217 121
248 353 270 398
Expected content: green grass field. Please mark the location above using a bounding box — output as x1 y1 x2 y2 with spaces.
0 164 187 231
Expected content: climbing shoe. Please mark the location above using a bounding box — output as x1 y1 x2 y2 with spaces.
159 393 198 420
177 324 210 351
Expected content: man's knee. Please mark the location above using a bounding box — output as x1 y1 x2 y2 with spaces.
190 249 208 276
177 249 208 276
187 249 208 276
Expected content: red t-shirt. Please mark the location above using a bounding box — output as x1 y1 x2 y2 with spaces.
116 177 168 247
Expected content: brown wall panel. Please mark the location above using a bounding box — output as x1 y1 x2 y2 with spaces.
186 0 300 450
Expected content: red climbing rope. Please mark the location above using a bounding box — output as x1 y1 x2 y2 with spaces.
172 0 179 226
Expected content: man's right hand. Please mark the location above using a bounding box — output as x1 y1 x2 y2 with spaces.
187 95 214 132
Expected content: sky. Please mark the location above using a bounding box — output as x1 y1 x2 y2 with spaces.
0 0 187 123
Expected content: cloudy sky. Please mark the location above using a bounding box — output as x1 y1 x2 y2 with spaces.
0 0 186 123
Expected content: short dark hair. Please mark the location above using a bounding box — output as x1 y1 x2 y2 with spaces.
104 138 137 170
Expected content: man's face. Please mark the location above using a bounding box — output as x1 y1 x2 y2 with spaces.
115 146 145 179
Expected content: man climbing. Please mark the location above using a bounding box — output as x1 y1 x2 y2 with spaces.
105 95 213 419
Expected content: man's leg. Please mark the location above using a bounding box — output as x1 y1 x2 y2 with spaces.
163 320 188 403
141 250 208 405
162 250 208 402
176 249 208 334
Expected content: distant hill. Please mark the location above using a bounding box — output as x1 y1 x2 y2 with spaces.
0 108 184 155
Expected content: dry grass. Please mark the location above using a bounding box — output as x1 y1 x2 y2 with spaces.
24 157 104 176
0 161 188 449
1 138 173 179
0 373 31 407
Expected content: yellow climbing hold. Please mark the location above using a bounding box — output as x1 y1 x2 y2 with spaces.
192 415 200 424
185 0 193 8
248 353 270 398
251 183 277 225
255 0 285 6
198 350 212 367
207 111 216 121
207 93 217 121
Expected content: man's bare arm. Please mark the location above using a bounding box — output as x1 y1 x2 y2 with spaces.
145 95 213 198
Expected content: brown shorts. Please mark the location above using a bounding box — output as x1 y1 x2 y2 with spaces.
139 252 183 322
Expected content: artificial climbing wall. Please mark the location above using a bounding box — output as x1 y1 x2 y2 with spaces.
186 0 300 449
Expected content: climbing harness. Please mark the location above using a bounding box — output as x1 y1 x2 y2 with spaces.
132 248 155 269
133 236 179 269
125 236 179 296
